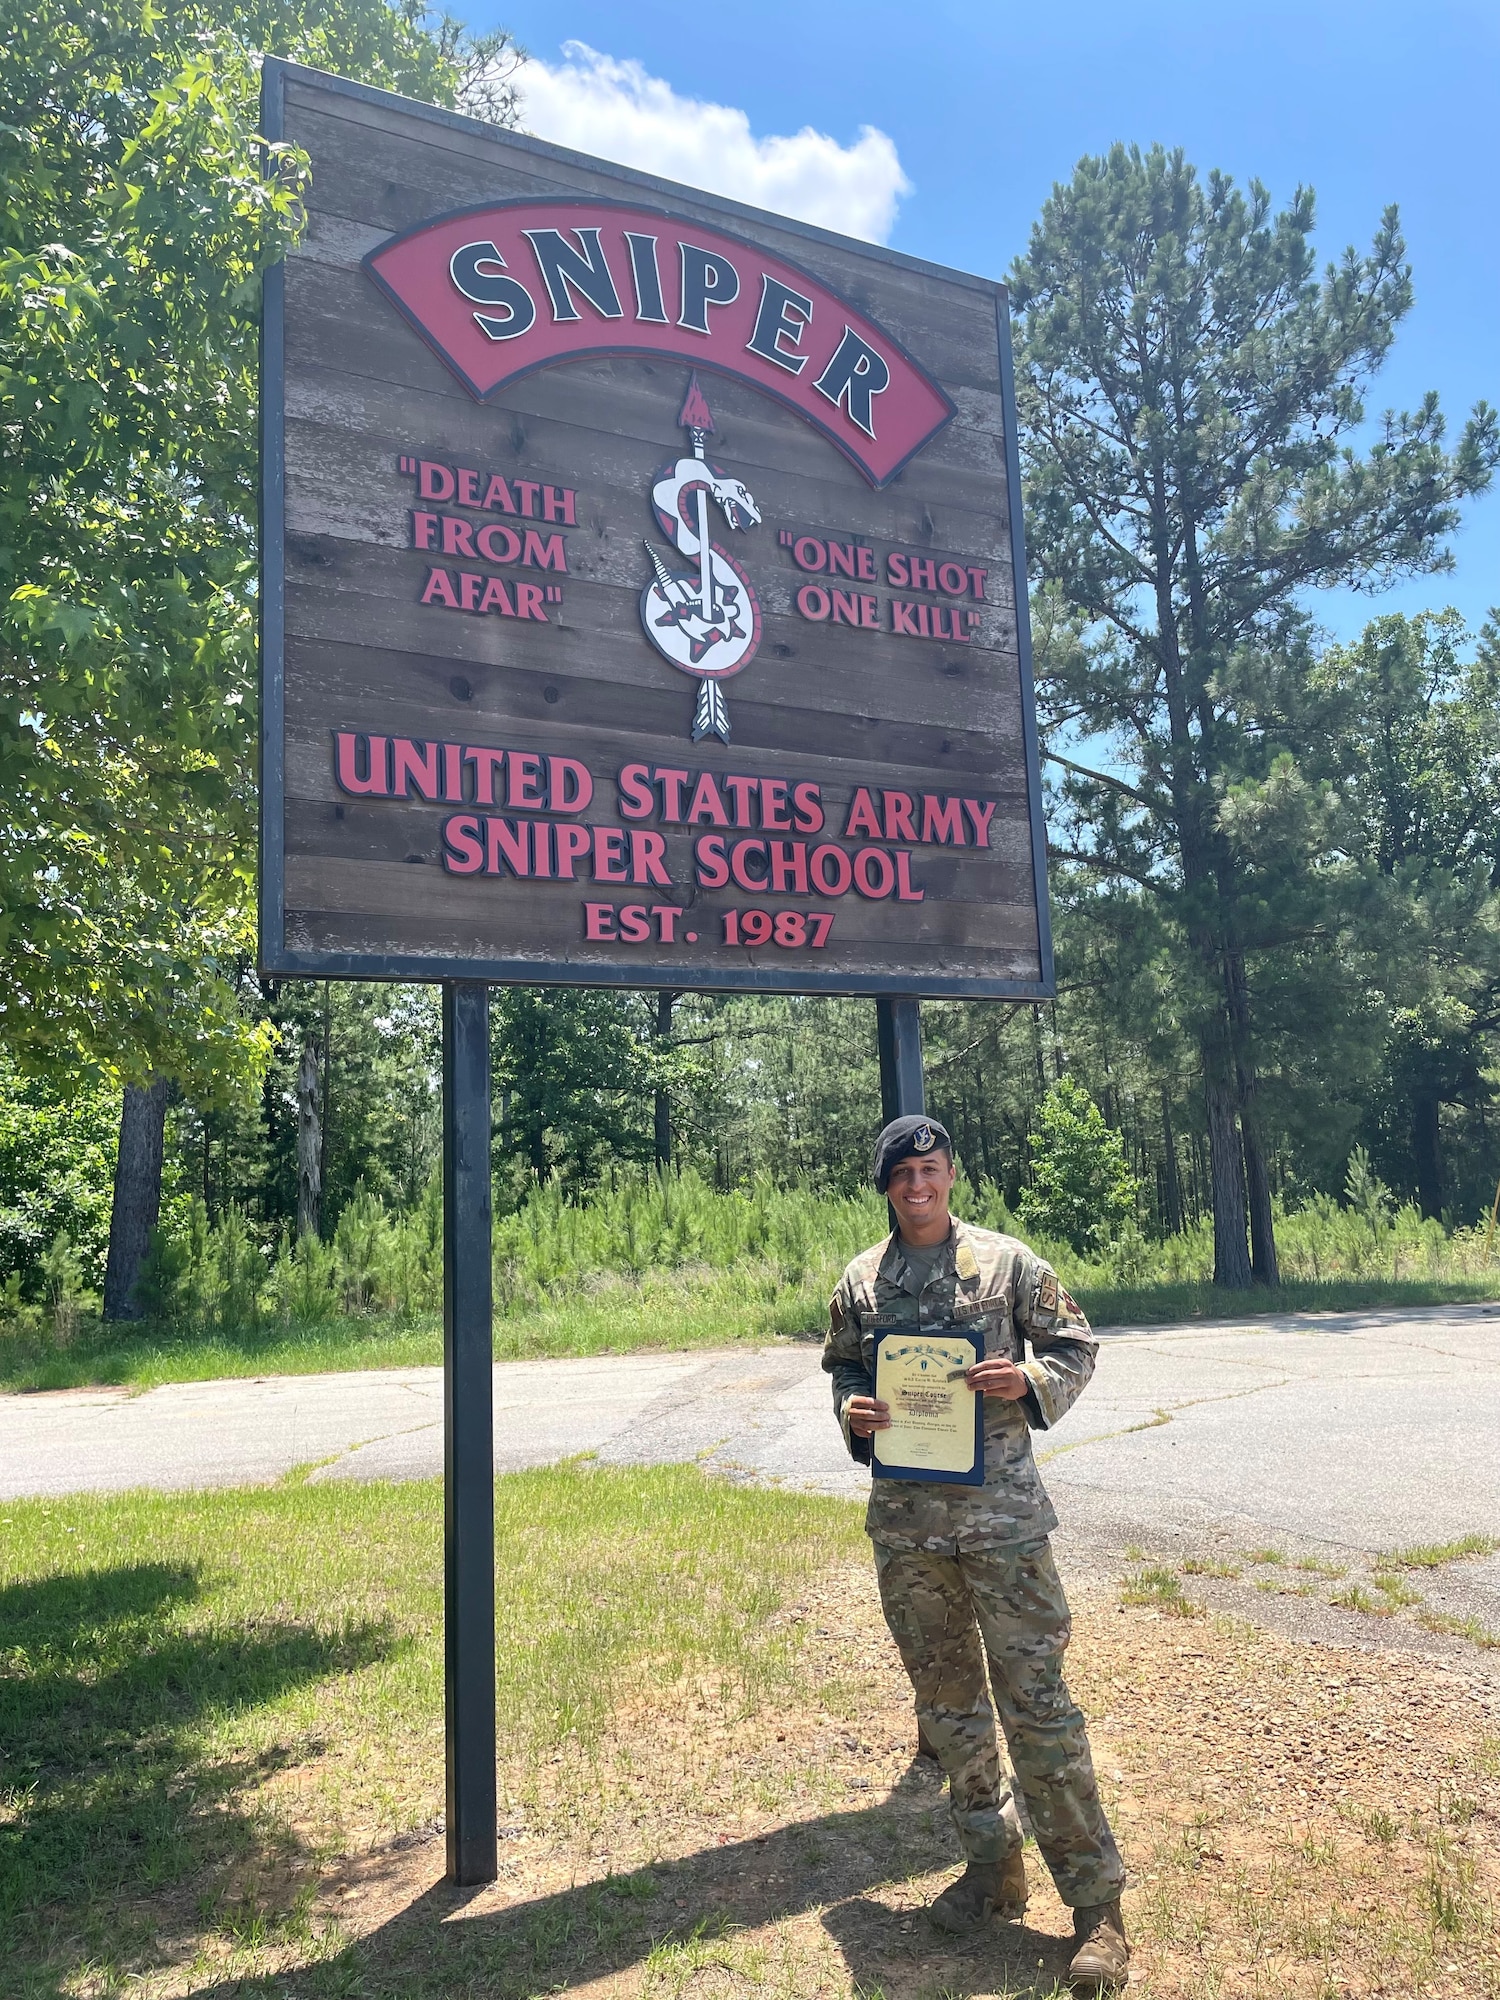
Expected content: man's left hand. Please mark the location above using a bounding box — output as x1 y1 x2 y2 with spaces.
965 1358 1030 1400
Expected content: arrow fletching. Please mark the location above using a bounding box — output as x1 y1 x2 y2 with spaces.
692 679 731 744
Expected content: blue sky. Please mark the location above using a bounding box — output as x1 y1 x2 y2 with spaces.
470 0 1499 646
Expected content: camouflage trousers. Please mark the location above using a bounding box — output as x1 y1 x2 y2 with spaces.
873 1537 1125 1909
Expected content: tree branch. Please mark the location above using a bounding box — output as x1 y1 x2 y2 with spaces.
1044 751 1158 810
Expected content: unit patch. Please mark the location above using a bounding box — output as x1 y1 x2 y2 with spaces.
1036 1269 1059 1313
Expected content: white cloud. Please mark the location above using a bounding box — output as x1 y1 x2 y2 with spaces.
515 43 910 245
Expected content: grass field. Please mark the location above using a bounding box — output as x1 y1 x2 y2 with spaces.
3 1269 1496 1394
4 1467 1499 1999
1 1463 867 1998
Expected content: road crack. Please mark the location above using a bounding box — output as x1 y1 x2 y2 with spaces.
1037 1377 1293 1464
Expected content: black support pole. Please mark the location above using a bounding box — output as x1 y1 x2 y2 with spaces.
442 981 497 1886
876 994 926 1118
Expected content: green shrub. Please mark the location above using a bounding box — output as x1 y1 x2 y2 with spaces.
132 1226 192 1320
40 1231 91 1346
266 1230 339 1324
29 1155 1493 1360
213 1207 262 1331
1017 1077 1139 1254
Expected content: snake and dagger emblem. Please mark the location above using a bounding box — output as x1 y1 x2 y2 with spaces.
639 375 762 743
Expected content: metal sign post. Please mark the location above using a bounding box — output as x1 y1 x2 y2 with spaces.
441 982 497 1885
876 996 926 1119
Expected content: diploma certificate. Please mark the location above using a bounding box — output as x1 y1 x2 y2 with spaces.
871 1332 984 1485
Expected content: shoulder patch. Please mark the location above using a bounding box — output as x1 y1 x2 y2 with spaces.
1059 1286 1081 1318
829 1295 845 1332
1037 1269 1059 1313
955 1242 979 1281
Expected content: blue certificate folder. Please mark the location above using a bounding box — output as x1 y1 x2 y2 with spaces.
870 1331 985 1486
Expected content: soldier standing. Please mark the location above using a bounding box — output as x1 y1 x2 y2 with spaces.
823 1114 1129 1993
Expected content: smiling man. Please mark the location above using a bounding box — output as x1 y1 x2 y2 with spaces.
822 1114 1128 1993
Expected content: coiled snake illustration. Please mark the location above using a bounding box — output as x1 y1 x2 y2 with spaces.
639 375 762 743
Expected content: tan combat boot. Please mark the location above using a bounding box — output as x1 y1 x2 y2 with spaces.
1068 1898 1129 1991
927 1845 1028 1932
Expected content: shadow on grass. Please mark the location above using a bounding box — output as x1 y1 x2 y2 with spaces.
176 1761 1074 2000
2 1560 398 1996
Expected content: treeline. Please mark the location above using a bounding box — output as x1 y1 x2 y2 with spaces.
2 7 1499 1315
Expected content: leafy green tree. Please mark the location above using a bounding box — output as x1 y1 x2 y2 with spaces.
491 989 656 1191
1 0 519 1307
1018 1076 1138 1254
0 1056 118 1290
1011 144 1498 1285
2 0 519 1082
689 995 881 1192
1311 611 1500 1216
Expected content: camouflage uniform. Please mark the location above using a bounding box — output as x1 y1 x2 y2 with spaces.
823 1218 1125 1909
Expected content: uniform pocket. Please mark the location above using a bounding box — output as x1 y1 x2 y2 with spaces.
959 1298 1015 1359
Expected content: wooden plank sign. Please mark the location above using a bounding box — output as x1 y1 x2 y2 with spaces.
260 60 1053 997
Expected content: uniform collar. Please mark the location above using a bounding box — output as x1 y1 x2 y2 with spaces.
882 1221 960 1297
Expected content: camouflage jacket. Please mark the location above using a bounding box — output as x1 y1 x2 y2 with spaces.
821 1217 1096 1551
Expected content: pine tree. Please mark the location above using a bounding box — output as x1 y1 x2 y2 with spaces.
1011 145 1498 1285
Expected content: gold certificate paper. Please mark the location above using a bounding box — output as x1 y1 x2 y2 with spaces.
872 1333 984 1484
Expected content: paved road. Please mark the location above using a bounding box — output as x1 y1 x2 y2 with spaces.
5 1304 1497 1552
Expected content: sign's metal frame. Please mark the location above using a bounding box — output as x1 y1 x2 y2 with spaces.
258 58 1054 1001
259 59 1051 1892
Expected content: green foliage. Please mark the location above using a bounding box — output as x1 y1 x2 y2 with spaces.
39 1230 91 1344
493 987 658 1185
0 1056 118 1289
2 4 300 1087
1012 142 1499 1284
131 1224 192 1322
213 1204 262 1330
687 994 882 1192
4 1157 1495 1390
1308 611 1500 1219
0 1467 861 1990
1017 1077 1139 1253
491 1167 888 1304
0 0 519 1091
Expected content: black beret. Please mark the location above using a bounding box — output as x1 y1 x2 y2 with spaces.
872 1115 953 1193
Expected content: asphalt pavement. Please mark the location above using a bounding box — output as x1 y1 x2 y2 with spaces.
5 1303 1499 1651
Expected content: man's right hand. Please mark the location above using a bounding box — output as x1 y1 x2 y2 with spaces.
846 1395 892 1438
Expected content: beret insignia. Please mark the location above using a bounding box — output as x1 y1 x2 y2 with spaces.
871 1113 953 1191
1037 1269 1059 1313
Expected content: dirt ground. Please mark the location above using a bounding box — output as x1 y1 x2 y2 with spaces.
281 1565 1500 2000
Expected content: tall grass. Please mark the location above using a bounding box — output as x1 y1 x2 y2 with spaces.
3 1160 1495 1389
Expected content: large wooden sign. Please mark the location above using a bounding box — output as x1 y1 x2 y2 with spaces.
260 60 1053 996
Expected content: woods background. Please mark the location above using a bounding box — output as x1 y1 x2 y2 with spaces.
4 0 1499 1332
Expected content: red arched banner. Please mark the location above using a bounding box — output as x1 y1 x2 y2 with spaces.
364 198 955 488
